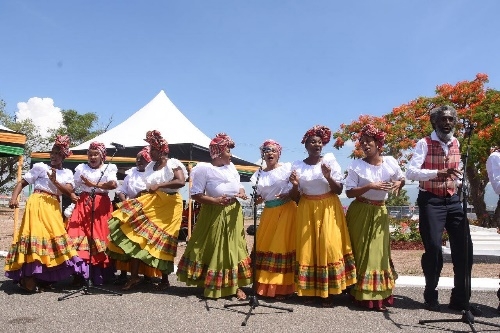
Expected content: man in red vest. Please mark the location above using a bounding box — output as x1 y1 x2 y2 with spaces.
407 105 481 316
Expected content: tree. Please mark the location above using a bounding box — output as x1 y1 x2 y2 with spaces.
0 99 44 194
47 109 112 146
386 189 411 207
0 102 112 194
333 74 500 227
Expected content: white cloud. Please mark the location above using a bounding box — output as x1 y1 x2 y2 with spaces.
16 97 63 137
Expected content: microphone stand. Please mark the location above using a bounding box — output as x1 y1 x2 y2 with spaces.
224 158 293 326
58 147 123 300
419 121 499 332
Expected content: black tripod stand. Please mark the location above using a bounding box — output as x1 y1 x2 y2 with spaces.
58 148 122 301
224 160 293 326
419 122 499 332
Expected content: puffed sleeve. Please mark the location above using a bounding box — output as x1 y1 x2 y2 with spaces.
385 156 405 181
344 160 361 190
169 158 188 180
23 162 48 185
60 168 75 188
73 164 84 188
229 163 243 188
323 153 344 182
190 163 208 196
250 169 259 186
105 164 118 182
487 153 500 195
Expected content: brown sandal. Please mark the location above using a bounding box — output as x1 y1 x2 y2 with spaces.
122 277 142 291
18 277 37 293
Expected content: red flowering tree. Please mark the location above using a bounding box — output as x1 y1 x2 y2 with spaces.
333 73 500 227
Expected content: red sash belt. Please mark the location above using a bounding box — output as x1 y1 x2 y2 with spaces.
356 196 385 206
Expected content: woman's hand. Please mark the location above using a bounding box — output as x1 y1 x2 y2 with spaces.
371 181 394 192
216 194 229 206
70 193 79 203
254 195 264 205
234 192 248 201
321 163 331 179
148 184 160 192
8 198 19 209
390 180 403 195
47 168 57 184
289 170 299 186
80 175 95 188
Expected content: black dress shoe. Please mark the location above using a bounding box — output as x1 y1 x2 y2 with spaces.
448 302 483 317
424 301 441 312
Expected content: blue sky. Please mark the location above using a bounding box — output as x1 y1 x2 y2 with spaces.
1 1 500 206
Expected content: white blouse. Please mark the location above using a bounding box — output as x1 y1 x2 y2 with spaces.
190 162 243 198
24 162 74 195
74 163 118 194
345 156 405 201
250 162 293 201
486 151 500 195
143 158 188 194
116 167 147 198
291 152 343 196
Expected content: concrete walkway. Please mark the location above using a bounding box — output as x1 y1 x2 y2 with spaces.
397 275 499 290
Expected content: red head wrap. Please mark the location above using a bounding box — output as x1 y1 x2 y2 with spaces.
260 139 282 157
53 134 72 158
88 142 107 161
209 133 235 159
138 146 152 163
301 125 331 145
360 124 386 146
144 130 169 153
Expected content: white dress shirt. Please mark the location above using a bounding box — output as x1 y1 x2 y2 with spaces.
486 151 500 195
406 131 460 183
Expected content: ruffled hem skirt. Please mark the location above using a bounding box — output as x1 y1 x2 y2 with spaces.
107 192 182 275
176 201 252 299
346 200 395 303
66 192 113 268
5 193 84 283
295 193 357 298
254 200 296 297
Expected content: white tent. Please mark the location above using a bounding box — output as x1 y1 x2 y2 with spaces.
72 90 211 150
65 91 256 241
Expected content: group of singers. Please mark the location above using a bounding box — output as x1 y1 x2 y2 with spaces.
4 105 499 315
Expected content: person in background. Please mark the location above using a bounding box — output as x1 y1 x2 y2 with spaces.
345 124 404 311
177 133 251 300
289 125 356 307
109 146 159 285
486 146 500 314
66 141 118 286
5 135 83 292
406 105 481 316
251 139 296 300
108 130 186 291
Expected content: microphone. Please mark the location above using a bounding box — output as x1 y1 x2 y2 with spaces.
110 142 125 150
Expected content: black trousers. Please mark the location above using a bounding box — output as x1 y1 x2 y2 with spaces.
417 191 473 307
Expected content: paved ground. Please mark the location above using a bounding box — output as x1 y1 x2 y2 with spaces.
2 218 500 332
1 261 500 333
